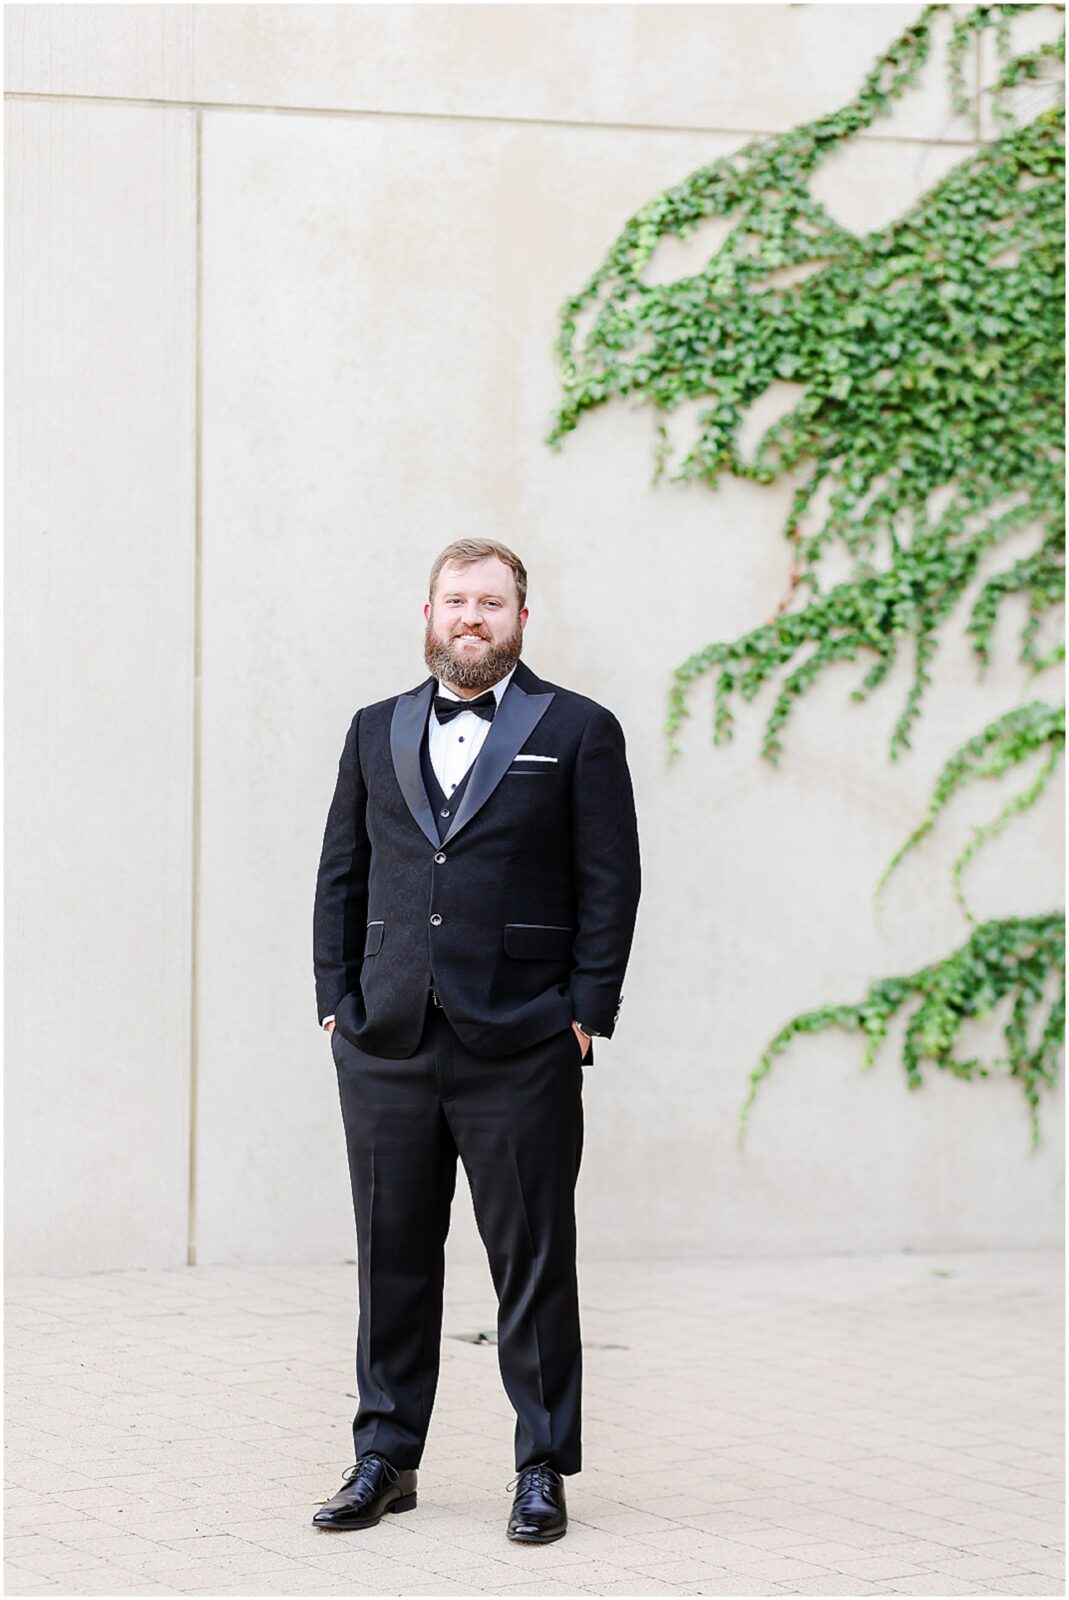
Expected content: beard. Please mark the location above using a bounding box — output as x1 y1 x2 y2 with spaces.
424 617 524 691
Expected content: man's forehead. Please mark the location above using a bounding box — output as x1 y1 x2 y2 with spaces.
438 559 512 592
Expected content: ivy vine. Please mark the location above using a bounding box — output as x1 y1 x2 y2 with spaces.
737 912 1064 1153
875 699 1064 921
549 3 1065 1144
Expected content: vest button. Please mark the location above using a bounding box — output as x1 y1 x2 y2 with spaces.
440 808 450 818
434 852 446 864
429 913 443 926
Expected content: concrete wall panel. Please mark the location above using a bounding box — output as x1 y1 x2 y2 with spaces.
5 4 194 101
194 104 1063 1265
193 110 736 1264
5 99 197 1272
191 4 976 142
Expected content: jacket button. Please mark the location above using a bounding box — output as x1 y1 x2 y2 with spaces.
429 913 442 926
434 851 446 864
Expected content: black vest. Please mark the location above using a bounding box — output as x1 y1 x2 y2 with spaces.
419 728 478 844
419 731 480 995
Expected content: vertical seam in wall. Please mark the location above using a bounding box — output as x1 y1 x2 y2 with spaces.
188 101 203 1268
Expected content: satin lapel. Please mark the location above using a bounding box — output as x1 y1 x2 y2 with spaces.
389 680 439 849
444 680 554 845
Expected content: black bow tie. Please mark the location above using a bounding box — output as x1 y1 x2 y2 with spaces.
433 690 497 725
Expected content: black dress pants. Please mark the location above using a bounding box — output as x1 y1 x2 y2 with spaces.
331 994 585 1475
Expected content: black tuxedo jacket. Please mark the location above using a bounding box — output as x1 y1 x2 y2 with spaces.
313 659 641 1059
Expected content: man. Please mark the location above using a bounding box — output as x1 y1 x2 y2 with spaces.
312 538 640 1543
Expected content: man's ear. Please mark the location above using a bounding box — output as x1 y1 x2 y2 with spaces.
423 602 431 621
519 607 529 629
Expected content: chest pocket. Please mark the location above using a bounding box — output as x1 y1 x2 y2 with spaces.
506 756 559 777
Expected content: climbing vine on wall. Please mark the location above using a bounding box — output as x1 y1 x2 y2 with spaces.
549 3 1065 1144
875 699 1064 921
738 911 1064 1152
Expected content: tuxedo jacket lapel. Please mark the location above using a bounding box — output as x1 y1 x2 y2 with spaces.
389 678 439 848
444 676 554 844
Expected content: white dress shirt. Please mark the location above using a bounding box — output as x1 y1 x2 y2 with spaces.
427 665 516 796
321 666 516 1029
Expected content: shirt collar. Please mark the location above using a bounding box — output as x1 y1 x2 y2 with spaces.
435 664 517 705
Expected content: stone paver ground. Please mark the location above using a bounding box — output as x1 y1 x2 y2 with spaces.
4 1251 1063 1598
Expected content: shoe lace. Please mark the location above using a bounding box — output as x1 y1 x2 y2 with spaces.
506 1460 563 1495
342 1453 400 1489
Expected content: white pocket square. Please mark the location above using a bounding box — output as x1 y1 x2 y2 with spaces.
513 754 558 763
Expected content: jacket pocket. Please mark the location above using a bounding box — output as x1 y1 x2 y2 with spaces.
364 920 384 956
503 923 575 961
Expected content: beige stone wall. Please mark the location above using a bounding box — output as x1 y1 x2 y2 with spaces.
7 5 1063 1274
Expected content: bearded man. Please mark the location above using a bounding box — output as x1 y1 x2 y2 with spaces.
312 538 641 1543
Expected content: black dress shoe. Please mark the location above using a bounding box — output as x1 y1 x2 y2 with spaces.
506 1461 567 1543
312 1452 417 1529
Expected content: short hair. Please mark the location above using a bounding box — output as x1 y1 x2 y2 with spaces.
428 539 528 610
